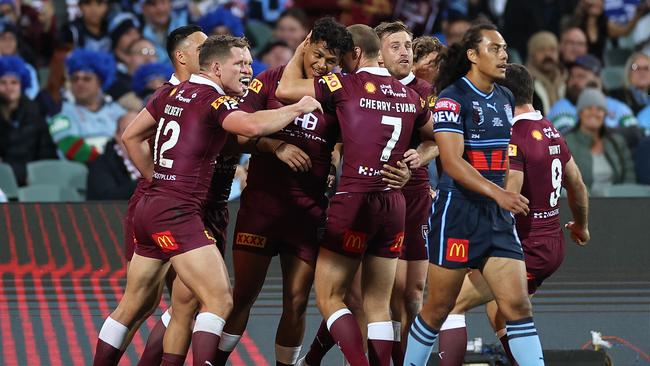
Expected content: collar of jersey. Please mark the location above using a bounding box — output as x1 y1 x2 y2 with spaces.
399 72 416 85
461 76 494 99
169 74 181 86
189 74 226 95
512 110 543 124
356 67 391 76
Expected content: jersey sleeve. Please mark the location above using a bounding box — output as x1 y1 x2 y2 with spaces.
508 124 527 172
314 73 345 106
432 89 464 134
145 84 171 118
238 71 270 113
414 96 432 129
210 95 241 126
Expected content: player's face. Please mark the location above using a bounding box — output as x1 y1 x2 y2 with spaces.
413 50 439 84
579 106 605 132
220 46 248 96
241 47 254 90
380 31 413 80
303 40 340 78
341 47 361 74
177 31 208 75
0 75 22 104
472 30 508 81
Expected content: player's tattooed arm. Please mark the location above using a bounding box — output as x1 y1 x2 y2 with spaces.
276 36 317 103
563 157 590 245
122 108 157 181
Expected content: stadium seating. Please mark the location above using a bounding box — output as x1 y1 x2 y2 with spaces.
17 184 83 202
26 159 88 197
604 47 632 67
602 183 650 197
0 162 19 200
601 66 626 91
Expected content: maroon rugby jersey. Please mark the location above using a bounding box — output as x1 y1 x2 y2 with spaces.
314 67 431 193
401 73 434 191
145 74 240 203
509 111 572 238
239 66 339 197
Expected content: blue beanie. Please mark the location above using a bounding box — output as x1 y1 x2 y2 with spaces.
198 7 245 37
132 62 174 95
0 56 32 91
65 49 116 90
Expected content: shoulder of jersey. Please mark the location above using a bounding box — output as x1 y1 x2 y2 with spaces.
319 72 344 92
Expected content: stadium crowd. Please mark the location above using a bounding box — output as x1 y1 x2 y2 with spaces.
0 0 649 202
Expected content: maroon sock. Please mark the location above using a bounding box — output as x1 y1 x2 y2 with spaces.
137 318 167 366
391 339 404 366
367 339 393 366
305 320 336 366
93 339 122 366
213 349 232 366
438 327 467 366
192 331 221 366
499 334 518 366
161 353 186 366
328 313 369 366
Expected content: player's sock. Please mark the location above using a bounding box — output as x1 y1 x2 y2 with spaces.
506 317 544 366
192 312 225 365
160 353 186 366
496 329 518 366
390 321 404 366
367 321 394 366
214 331 242 365
275 344 302 366
93 316 128 366
304 320 336 366
326 308 369 366
137 309 171 366
404 314 438 366
438 314 467 366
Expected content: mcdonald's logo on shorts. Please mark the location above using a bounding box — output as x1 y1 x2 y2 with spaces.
152 231 179 252
389 232 405 253
235 232 267 248
445 238 468 262
343 230 367 254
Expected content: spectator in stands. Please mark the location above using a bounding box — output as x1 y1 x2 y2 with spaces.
412 35 443 87
108 37 157 110
635 136 650 184
108 13 142 67
140 0 188 64
559 26 588 69
442 16 470 46
198 6 244 37
610 52 650 115
10 0 57 67
248 0 290 23
564 88 636 196
131 61 173 101
257 40 292 70
48 49 126 163
86 111 138 200
59 0 111 52
527 31 566 114
548 54 637 132
273 8 309 50
571 0 648 61
0 56 57 186
0 23 40 99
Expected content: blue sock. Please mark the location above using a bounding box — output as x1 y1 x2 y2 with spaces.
506 317 545 366
404 314 438 366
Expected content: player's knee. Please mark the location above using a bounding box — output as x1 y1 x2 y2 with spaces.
500 296 533 320
232 287 261 309
283 291 309 318
344 291 363 314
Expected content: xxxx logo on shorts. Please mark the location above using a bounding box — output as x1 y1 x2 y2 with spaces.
152 231 179 252
446 238 469 262
343 230 367 254
235 232 267 248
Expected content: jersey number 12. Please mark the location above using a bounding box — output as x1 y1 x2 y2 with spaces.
153 117 180 168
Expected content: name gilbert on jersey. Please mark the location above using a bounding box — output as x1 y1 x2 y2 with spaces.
164 104 184 117
359 98 416 113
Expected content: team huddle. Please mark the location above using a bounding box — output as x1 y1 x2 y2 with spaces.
91 16 591 366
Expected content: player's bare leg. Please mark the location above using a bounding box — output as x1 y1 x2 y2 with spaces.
170 245 233 366
214 250 272 365
93 254 170 366
275 254 316 365
390 258 428 349
481 257 544 365
361 255 398 366
314 248 368 366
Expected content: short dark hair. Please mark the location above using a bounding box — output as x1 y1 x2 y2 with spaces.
413 36 444 63
277 8 310 29
347 24 380 59
310 17 354 57
166 25 203 64
498 64 534 106
199 35 249 70
374 21 413 41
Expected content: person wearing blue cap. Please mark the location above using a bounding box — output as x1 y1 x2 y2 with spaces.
131 61 174 100
198 6 245 37
0 55 57 186
48 49 126 163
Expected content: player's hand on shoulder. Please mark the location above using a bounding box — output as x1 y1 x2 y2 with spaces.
564 221 590 246
381 160 411 189
403 149 422 169
296 96 323 114
495 189 529 215
275 143 312 172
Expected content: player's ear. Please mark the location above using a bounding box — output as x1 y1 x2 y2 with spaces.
467 48 478 64
377 51 384 66
212 60 221 77
175 49 185 66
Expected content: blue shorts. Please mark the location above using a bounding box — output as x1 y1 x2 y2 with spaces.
428 191 524 269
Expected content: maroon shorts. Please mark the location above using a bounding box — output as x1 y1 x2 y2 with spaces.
203 202 228 256
233 189 326 263
321 190 405 259
133 194 216 261
400 189 433 261
123 182 148 261
522 235 565 294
